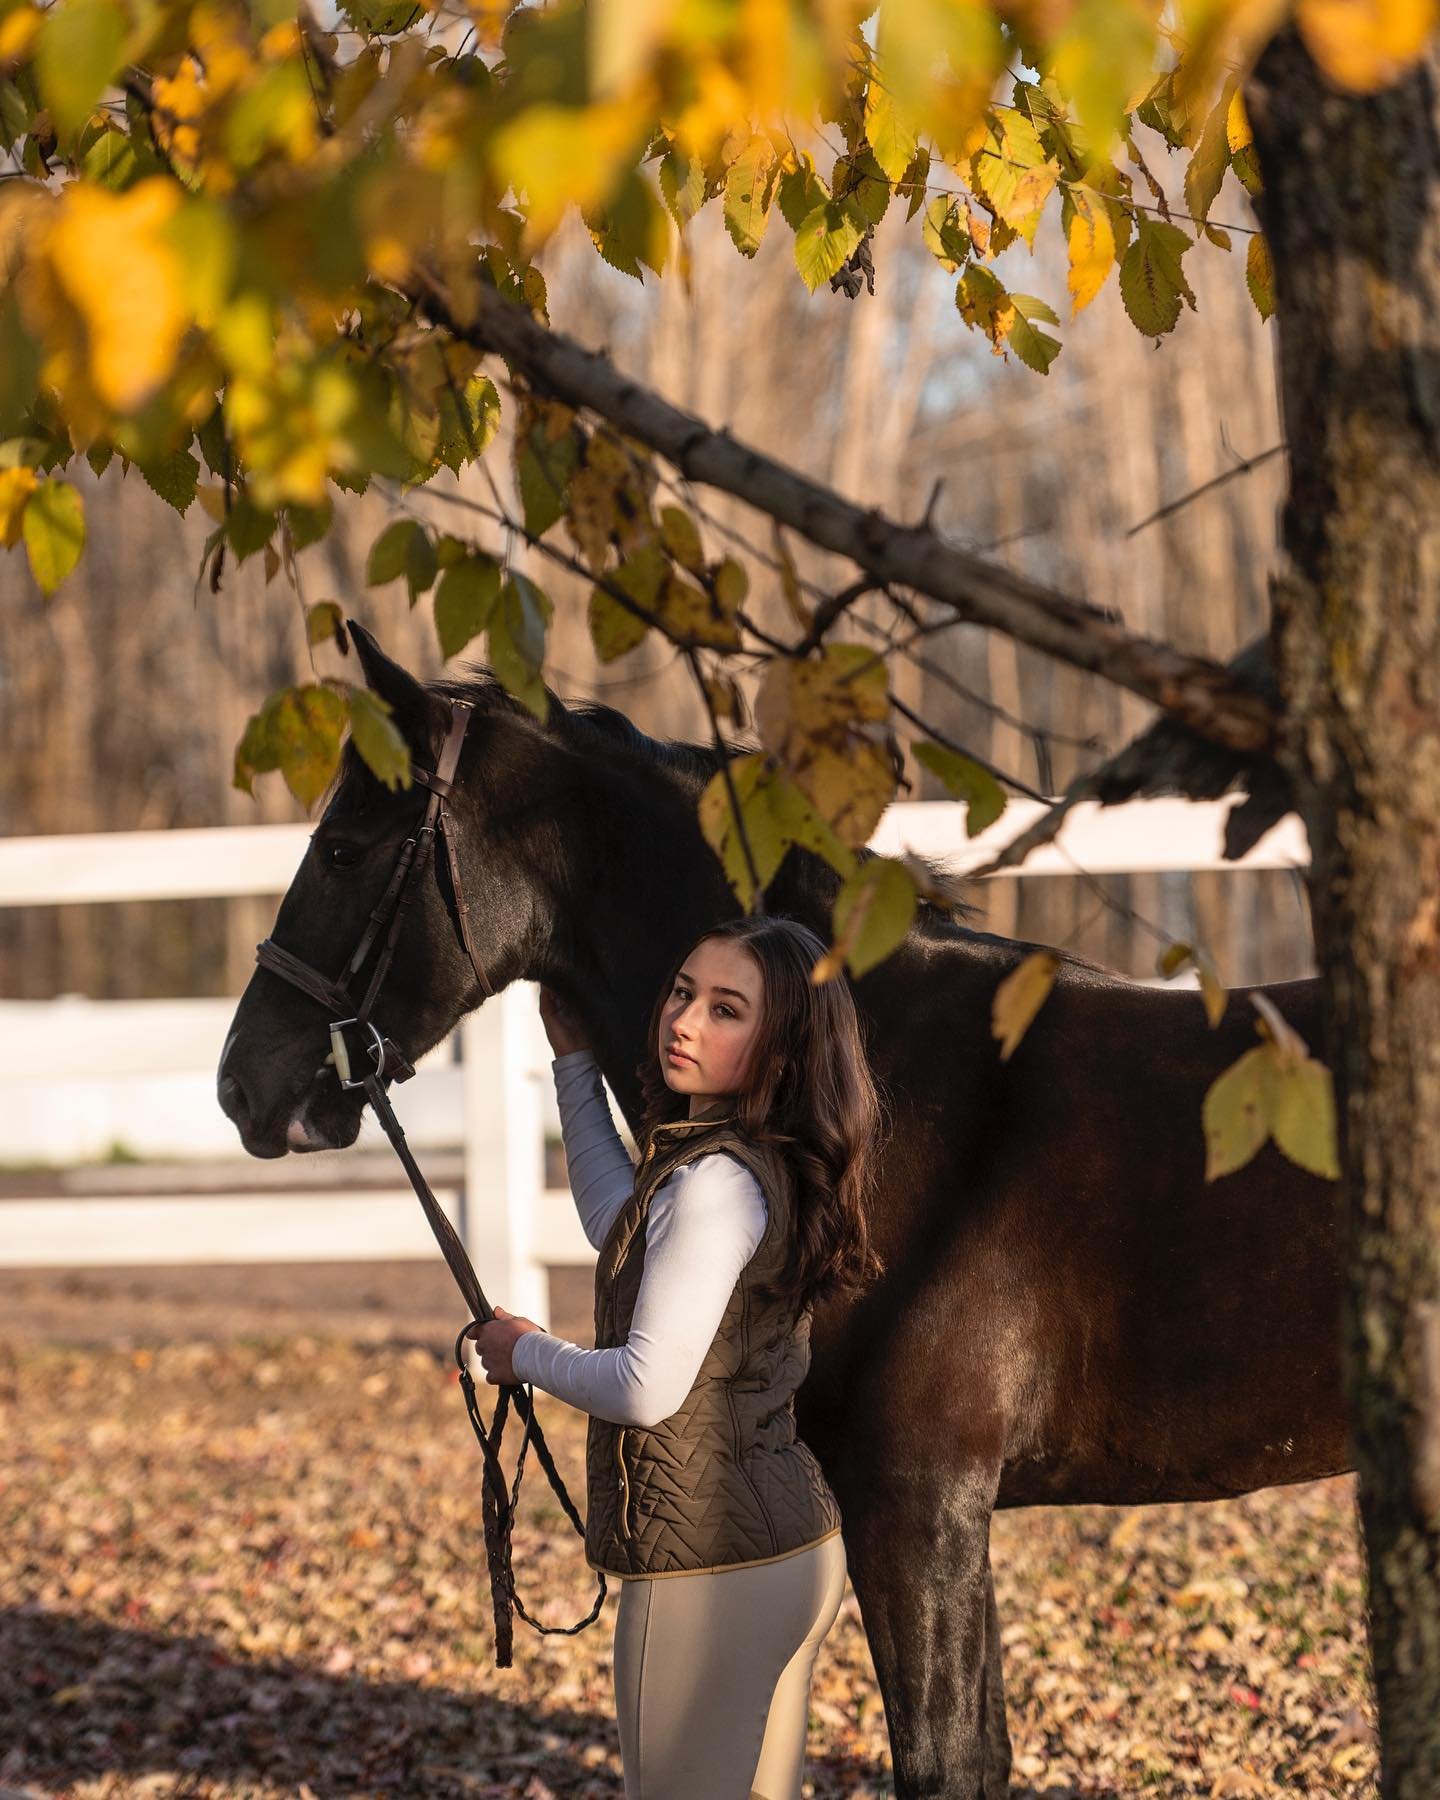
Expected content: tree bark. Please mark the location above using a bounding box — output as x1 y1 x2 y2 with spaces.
1249 34 1440 1793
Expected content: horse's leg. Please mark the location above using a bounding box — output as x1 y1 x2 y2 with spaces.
840 1458 1011 1800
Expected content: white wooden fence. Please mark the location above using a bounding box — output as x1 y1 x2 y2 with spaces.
0 797 1308 1326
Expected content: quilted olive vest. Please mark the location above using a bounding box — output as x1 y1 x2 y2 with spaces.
584 1101 843 1579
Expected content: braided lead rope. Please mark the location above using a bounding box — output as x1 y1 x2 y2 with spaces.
454 1326 608 1663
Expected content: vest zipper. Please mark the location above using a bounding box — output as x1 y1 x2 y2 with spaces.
615 1428 633 1541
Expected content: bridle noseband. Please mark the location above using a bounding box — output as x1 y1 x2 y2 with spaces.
249 693 604 1667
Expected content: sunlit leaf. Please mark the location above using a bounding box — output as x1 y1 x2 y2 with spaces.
1203 1044 1274 1179
992 950 1060 1062
831 856 918 977
1296 0 1437 93
914 740 1007 834
793 199 863 293
348 687 412 791
22 477 85 595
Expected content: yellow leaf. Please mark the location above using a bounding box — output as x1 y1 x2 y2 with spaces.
992 950 1059 1062
1271 1055 1340 1179
1197 951 1226 1027
865 76 918 184
1202 1045 1275 1179
490 101 647 239
22 477 85 595
36 177 188 416
1297 0 1437 92
0 5 40 62
589 584 650 662
1225 86 1253 152
0 465 37 548
1065 189 1116 316
697 755 789 908
1246 232 1275 321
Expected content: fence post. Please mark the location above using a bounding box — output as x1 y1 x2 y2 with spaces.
459 984 552 1331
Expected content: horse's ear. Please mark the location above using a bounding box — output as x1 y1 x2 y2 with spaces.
345 619 447 762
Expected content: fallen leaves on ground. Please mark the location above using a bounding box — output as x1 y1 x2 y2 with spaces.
0 1334 1375 1797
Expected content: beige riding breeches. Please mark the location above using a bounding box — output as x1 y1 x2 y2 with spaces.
611 1530 849 1800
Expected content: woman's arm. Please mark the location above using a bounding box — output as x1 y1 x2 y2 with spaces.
552 1049 638 1249
511 1152 767 1426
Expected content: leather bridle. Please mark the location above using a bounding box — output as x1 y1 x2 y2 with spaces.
251 694 605 1667
255 697 496 1090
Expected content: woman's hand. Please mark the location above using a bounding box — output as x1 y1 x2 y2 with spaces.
464 1305 544 1387
539 985 592 1058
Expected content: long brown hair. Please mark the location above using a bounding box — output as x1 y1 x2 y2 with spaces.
634 916 888 1314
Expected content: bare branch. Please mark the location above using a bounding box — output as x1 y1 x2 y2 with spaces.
412 270 1279 758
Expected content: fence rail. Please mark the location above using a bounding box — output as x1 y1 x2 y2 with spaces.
0 797 1308 1318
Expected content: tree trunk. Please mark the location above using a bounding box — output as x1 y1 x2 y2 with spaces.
1248 33 1440 1794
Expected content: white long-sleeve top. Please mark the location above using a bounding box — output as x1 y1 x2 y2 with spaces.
509 1049 767 1428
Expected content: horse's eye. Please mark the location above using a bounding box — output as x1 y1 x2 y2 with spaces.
325 841 363 871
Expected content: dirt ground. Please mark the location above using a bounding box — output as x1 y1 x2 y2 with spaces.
0 1260 1378 1799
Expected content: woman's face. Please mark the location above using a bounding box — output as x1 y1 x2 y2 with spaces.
659 938 766 1105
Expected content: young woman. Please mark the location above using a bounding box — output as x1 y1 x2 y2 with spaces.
468 915 887 1800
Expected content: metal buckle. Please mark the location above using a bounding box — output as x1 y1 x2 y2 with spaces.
327 1017 387 1090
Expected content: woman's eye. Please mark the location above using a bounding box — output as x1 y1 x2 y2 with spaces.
325 842 363 871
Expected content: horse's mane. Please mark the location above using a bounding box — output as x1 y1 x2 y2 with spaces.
421 668 976 935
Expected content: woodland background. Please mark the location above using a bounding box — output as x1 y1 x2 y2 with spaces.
0 134 1311 1004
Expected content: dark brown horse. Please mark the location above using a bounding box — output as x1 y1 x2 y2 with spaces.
217 625 1348 1798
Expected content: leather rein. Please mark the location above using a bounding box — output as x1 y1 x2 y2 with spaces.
253 695 606 1667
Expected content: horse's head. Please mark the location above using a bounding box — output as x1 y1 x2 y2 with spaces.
217 622 579 1156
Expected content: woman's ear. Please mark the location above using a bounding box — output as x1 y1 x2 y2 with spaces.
346 619 450 764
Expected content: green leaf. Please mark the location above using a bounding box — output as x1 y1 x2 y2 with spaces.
1183 87 1233 229
1202 1045 1275 1180
697 756 790 909
488 573 553 721
660 148 706 227
1008 295 1062 374
137 446 200 515
404 525 437 605
435 376 500 475
306 601 345 650
834 148 890 228
793 200 863 293
832 857 918 978
366 519 423 587
434 556 501 661
37 0 127 140
1120 217 1196 338
659 505 704 574
339 0 421 33
723 135 778 257
589 583 651 663
1271 1056 1340 1180
1246 233 1275 322
913 741 1007 834
79 125 143 189
864 78 917 184
286 498 333 551
22 479 85 596
0 81 29 156
347 688 412 791
233 684 347 809
516 423 579 539
992 950 1060 1062
922 197 971 273
225 497 275 563
777 161 826 231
